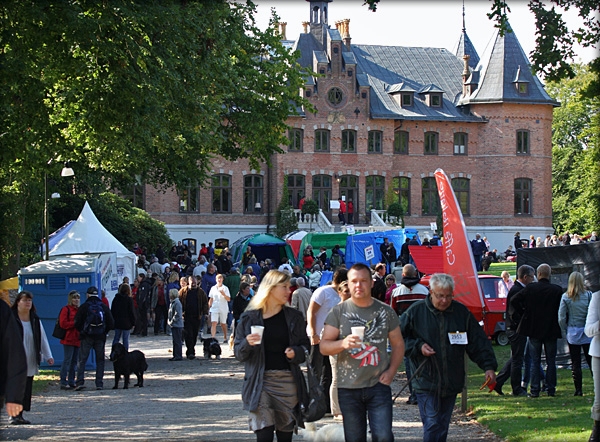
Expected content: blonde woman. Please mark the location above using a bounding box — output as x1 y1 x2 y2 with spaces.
498 271 514 298
559 271 592 396
234 270 310 442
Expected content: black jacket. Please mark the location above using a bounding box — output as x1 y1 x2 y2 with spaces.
74 296 115 339
400 296 497 397
505 281 526 331
234 307 310 418
111 292 136 330
1 301 26 404
512 278 563 340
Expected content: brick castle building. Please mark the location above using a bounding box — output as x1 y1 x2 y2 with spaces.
142 0 557 253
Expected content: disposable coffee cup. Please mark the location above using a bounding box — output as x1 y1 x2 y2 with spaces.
351 326 365 341
251 325 265 344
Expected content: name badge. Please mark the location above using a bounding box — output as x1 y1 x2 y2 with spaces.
448 331 468 345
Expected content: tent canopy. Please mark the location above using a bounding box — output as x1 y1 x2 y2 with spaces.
345 229 418 267
298 232 348 260
48 201 137 284
230 233 296 267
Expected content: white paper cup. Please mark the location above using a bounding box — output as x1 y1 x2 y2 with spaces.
251 325 265 344
351 326 365 341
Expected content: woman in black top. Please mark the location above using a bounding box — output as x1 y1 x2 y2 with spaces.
234 270 310 442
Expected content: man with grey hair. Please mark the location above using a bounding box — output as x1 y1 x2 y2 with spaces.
291 277 312 321
401 273 497 441
511 263 563 397
493 264 535 396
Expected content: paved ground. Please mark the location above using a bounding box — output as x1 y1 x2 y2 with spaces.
1 332 503 441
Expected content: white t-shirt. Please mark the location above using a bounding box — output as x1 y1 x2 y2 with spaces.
209 284 231 313
307 285 340 337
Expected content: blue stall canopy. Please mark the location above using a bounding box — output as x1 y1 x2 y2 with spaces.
344 229 419 268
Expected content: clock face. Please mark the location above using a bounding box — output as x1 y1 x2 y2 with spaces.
327 87 343 106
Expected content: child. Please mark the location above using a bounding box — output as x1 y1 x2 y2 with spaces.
167 289 183 361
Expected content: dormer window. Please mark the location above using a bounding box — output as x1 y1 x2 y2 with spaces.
402 93 413 107
429 94 442 107
513 66 529 95
418 84 444 108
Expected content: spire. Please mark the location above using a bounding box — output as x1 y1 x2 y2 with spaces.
454 2 480 70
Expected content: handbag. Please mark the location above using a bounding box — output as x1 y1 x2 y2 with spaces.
52 307 67 340
300 348 327 423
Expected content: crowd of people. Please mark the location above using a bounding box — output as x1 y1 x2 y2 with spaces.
3 232 600 442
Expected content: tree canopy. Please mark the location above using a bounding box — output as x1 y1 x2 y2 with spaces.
546 64 600 234
0 0 309 275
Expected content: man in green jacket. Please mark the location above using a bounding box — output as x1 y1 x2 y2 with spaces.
400 273 497 442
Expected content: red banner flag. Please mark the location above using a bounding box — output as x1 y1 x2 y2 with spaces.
434 169 485 321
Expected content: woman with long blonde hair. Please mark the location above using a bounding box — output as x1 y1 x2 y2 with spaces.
559 271 592 396
234 270 310 441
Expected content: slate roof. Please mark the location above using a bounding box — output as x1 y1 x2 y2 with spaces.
351 44 482 121
454 30 480 69
460 23 558 106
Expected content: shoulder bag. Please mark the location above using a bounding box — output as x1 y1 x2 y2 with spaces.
300 348 327 423
52 306 68 340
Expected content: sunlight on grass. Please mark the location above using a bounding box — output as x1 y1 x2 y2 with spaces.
465 345 594 441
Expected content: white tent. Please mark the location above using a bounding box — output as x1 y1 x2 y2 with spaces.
49 201 137 287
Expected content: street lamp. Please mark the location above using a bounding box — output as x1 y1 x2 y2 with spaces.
44 163 74 260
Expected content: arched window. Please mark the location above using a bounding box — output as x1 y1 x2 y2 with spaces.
315 129 330 152
366 175 385 210
392 176 410 215
421 177 439 215
244 175 263 213
516 130 530 155
211 174 231 213
179 186 200 212
424 131 439 155
453 132 468 155
451 178 470 215
288 128 303 152
287 174 305 208
368 130 383 153
394 130 409 155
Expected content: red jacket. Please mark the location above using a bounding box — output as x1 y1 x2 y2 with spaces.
59 304 80 347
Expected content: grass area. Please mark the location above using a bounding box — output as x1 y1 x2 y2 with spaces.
33 370 58 395
480 262 517 277
465 344 594 441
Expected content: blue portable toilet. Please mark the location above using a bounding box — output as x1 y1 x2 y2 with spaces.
18 256 113 369
345 228 419 268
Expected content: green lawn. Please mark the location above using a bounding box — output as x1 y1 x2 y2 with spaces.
480 262 517 277
466 344 594 441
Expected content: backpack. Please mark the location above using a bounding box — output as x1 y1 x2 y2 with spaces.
84 301 105 336
330 253 342 268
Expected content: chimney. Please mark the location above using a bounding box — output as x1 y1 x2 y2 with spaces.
335 20 342 32
279 22 287 40
462 54 471 96
302 21 309 33
343 19 351 50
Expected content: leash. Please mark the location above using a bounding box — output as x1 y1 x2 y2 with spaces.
392 358 428 404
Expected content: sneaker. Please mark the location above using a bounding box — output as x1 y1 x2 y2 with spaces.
60 385 72 390
187 355 196 360
96 386 103 390
74 385 86 391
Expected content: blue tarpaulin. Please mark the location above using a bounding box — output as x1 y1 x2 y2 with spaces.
344 229 419 268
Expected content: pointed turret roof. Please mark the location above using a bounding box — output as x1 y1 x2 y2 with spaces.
460 22 558 105
454 3 480 69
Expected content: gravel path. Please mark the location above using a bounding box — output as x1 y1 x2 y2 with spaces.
1 332 504 441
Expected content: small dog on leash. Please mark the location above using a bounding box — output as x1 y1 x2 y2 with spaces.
300 423 357 442
201 337 222 359
109 343 148 389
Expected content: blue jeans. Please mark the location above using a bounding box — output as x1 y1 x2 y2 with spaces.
60 345 79 387
522 338 546 388
416 393 457 442
529 337 557 395
338 383 394 442
112 329 131 350
76 337 106 388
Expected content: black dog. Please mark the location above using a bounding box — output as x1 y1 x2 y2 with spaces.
109 343 148 389
201 337 222 360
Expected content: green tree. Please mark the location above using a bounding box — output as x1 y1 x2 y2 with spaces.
276 177 298 238
0 1 310 274
547 64 600 234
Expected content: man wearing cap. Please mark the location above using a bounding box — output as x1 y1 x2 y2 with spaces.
74 286 114 391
